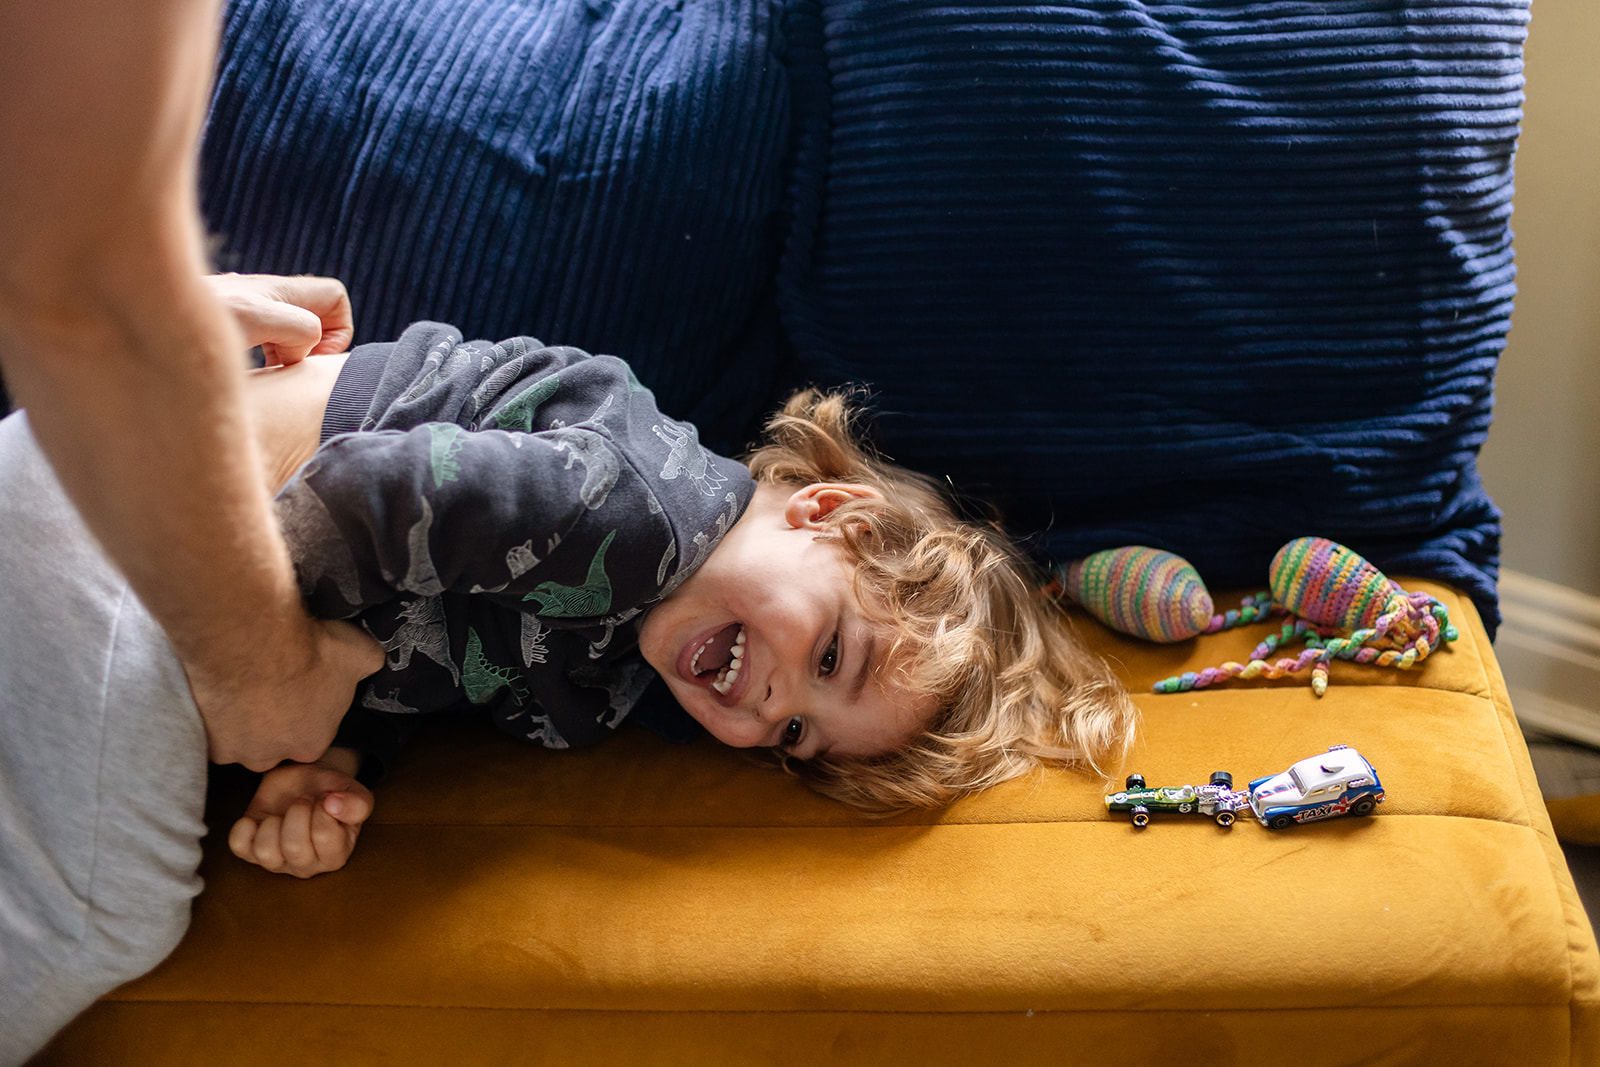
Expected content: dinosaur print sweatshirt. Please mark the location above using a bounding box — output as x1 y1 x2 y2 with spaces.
275 322 755 775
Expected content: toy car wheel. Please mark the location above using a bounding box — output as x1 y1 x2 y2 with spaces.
1209 771 1233 789
1268 814 1295 830
1351 797 1377 817
1125 774 1146 790
1215 810 1235 828
1131 806 1150 828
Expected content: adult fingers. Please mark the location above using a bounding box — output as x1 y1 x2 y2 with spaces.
208 273 354 364
272 276 354 355
192 618 377 770
254 301 326 367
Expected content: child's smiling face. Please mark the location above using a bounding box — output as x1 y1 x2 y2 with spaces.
639 482 936 761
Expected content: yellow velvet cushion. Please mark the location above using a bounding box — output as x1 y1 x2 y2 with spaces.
1550 796 1600 848
37 582 1600 1066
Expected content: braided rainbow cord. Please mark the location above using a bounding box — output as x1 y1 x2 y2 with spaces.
1154 537 1459 696
1058 547 1273 643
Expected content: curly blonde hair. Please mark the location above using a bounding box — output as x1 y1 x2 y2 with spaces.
744 388 1137 814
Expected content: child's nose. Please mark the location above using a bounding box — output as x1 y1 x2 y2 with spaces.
755 682 793 726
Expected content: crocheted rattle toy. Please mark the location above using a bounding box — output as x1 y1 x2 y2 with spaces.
1056 538 1458 696
1053 545 1274 643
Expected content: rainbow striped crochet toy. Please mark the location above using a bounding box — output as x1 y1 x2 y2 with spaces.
1057 538 1459 696
1055 545 1273 643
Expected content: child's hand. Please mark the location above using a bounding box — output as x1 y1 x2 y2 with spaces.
206 272 354 366
228 748 373 878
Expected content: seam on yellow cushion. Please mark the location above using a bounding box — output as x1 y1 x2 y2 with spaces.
92 998 1583 1015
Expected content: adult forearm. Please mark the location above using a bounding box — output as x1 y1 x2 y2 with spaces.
0 231 365 769
3 266 306 690
1 266 382 769
0 0 380 767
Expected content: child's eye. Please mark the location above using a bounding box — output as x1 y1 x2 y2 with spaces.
819 635 839 677
782 716 805 749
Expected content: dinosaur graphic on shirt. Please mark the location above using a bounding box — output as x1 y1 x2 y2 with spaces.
428 423 466 487
660 492 741 599
400 496 444 596
585 605 642 660
523 529 616 618
651 419 729 497
492 374 561 433
275 471 364 610
521 613 550 667
507 539 540 580
462 627 529 707
598 658 655 729
519 713 570 749
546 427 619 510
361 687 420 715
394 337 478 416
655 537 677 588
382 595 459 685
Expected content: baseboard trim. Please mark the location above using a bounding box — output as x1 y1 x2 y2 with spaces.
1499 570 1600 747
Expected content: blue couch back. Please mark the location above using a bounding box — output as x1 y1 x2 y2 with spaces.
200 0 1529 630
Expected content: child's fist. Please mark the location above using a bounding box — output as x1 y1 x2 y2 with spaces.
229 750 373 878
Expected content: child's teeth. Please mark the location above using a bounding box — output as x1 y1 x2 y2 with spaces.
709 650 743 696
692 624 744 682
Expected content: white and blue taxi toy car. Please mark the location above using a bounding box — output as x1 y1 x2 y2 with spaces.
1247 745 1384 829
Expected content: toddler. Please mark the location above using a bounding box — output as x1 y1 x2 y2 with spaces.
227 279 1138 877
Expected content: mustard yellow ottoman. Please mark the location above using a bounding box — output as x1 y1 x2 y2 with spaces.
35 582 1599 1065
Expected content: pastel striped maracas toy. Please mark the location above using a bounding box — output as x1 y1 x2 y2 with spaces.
1154 537 1458 696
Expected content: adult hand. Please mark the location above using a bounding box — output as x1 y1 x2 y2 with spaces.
190 614 384 771
229 748 373 878
206 273 354 366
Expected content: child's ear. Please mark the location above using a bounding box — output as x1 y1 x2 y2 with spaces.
784 482 883 529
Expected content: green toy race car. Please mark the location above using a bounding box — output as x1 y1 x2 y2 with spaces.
1105 771 1251 828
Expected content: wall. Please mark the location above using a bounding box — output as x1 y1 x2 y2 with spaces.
1477 0 1600 737
1478 0 1600 598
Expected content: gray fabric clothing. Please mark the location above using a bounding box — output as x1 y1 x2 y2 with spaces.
0 413 209 1065
286 324 754 761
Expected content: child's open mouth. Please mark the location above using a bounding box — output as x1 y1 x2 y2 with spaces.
690 622 746 695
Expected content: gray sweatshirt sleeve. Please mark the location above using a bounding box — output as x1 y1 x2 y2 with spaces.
276 328 753 626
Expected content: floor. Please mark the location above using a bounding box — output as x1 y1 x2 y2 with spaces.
1525 731 1600 926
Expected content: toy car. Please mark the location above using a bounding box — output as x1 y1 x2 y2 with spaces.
1105 771 1250 828
1247 744 1384 829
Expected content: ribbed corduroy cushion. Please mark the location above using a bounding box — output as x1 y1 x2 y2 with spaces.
777 0 1526 630
200 0 790 453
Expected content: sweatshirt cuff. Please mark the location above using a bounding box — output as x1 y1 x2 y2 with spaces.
321 343 391 442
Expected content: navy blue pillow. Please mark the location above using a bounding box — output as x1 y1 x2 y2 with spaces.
777 0 1527 631
202 0 791 453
